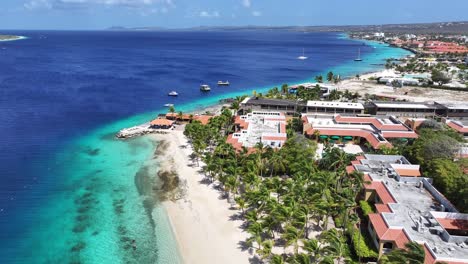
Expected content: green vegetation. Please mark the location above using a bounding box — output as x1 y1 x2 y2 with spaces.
378 242 425 264
350 228 379 259
403 126 467 212
359 201 373 217
184 109 371 263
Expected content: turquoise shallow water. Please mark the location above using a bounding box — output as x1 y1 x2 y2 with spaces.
0 31 411 264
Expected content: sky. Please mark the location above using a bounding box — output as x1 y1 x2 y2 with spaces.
1 0 468 30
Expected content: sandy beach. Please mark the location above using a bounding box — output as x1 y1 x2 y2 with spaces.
340 69 468 102
150 130 251 264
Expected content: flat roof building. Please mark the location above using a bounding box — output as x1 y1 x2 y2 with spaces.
348 154 468 264
240 97 301 115
435 102 468 118
303 114 418 149
227 111 287 151
366 101 438 118
306 101 364 115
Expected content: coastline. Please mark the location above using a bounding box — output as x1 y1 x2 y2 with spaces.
130 37 415 264
149 130 251 264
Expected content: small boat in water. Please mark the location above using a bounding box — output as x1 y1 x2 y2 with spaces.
354 48 363 62
168 91 178 96
297 48 308 60
164 103 174 107
200 84 211 91
217 81 230 86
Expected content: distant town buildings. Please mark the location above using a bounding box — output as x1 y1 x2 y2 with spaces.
348 154 468 264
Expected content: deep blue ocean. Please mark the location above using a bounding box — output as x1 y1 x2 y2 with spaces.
0 30 411 263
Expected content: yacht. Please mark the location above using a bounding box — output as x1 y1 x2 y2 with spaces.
164 103 174 107
200 84 211 91
217 81 230 86
354 48 363 61
168 91 178 96
297 48 308 60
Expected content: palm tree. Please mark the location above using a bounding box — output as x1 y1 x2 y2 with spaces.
326 71 334 83
290 253 311 264
281 84 289 94
315 75 323 83
257 240 274 260
177 111 184 122
282 225 303 254
379 242 425 264
271 254 286 264
168 105 176 119
302 239 321 261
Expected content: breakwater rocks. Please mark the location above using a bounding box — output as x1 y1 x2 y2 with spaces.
116 123 170 139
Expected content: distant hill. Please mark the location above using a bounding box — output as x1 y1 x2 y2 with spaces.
108 21 468 34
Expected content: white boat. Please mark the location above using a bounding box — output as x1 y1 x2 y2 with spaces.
217 81 230 86
354 48 363 61
297 48 308 60
168 91 178 96
200 84 211 91
164 103 174 107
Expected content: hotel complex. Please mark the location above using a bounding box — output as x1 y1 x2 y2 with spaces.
348 154 468 264
227 111 287 151
302 114 418 149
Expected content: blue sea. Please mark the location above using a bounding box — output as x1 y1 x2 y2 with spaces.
0 30 411 263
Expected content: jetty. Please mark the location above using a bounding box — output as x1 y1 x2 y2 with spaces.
116 122 170 139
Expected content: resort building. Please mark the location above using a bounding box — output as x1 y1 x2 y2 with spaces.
444 118 468 139
239 97 301 115
348 154 468 264
366 101 438 117
306 101 364 115
227 111 287 151
150 118 174 129
435 102 468 118
303 114 418 149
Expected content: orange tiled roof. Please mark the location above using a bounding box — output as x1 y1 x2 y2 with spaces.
369 213 388 238
166 113 191 120
365 181 397 204
381 131 419 139
306 128 392 149
436 218 468 231
375 204 393 213
192 115 213 125
394 168 421 177
381 229 410 248
346 165 355 174
447 121 468 133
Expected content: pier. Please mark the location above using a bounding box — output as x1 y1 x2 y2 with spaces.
116 122 170 139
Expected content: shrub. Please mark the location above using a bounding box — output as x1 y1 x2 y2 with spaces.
351 228 379 259
359 200 373 217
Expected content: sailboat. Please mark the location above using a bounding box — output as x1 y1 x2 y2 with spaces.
354 48 363 61
297 48 308 60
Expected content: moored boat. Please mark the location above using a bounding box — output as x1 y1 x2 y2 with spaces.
217 81 230 86
168 91 178 96
200 84 211 91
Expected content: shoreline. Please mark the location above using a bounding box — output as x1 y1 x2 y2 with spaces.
149 130 251 264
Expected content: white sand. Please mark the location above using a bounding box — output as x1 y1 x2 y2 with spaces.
150 130 251 264
339 69 468 102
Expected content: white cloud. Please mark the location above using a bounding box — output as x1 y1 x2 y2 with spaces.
252 10 261 16
24 0 52 10
199 10 219 18
23 0 175 10
242 0 250 8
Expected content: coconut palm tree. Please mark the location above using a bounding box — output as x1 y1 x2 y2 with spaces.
282 225 303 254
379 242 425 264
326 71 334 83
271 254 286 264
315 75 323 83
